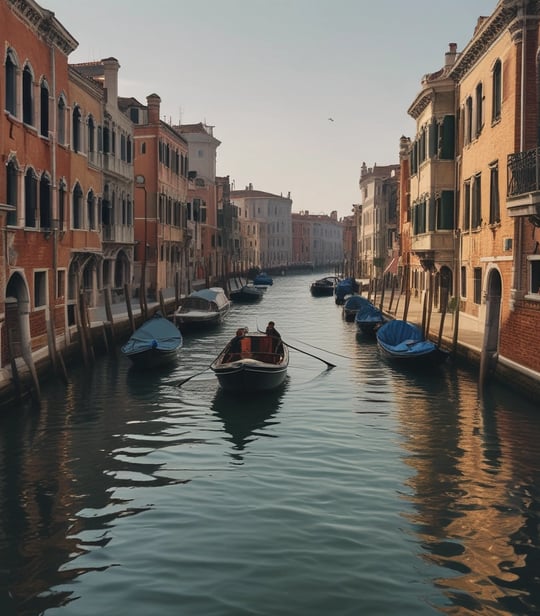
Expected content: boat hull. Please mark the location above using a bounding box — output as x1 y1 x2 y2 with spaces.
229 286 263 303
213 360 288 392
211 333 289 392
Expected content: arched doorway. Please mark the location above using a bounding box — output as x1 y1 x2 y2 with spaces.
3 273 31 368
439 265 453 310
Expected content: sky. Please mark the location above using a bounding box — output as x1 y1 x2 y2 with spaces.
43 0 498 219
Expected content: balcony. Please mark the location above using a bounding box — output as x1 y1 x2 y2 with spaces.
507 148 540 220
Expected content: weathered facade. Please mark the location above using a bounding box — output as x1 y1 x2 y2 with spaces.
118 95 189 297
291 211 344 268
1 0 80 379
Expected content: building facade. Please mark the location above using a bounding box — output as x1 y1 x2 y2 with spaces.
358 163 400 279
230 185 293 271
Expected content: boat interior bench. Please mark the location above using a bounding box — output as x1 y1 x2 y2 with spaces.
237 336 281 363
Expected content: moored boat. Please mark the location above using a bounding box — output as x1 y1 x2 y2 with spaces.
174 287 231 330
376 319 449 366
121 312 182 368
310 276 340 297
354 299 386 335
229 284 264 303
252 272 273 287
334 277 360 304
343 294 369 321
210 331 289 392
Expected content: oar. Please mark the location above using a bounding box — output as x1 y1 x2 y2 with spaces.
176 349 224 387
176 367 212 387
284 342 336 369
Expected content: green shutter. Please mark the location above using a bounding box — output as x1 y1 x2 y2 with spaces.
441 115 455 160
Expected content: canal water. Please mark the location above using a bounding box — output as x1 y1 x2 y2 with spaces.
1 273 539 616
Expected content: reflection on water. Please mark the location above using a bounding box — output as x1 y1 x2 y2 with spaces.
394 367 540 615
211 384 286 461
1 274 540 616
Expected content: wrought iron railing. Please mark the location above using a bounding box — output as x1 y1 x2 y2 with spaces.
507 147 540 197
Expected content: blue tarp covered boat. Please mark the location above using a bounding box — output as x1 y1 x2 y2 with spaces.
354 299 386 334
253 272 273 286
343 294 369 321
334 277 359 304
121 312 182 368
376 319 449 366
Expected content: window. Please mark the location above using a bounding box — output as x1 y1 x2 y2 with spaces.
5 49 17 115
473 267 482 304
72 182 83 229
439 115 455 160
25 168 37 227
461 266 467 298
58 180 66 231
489 163 500 224
34 271 47 308
57 96 66 145
40 80 49 137
437 190 454 230
22 65 34 125
87 190 95 230
465 97 473 144
463 181 471 231
6 159 18 226
72 105 82 152
40 174 51 229
471 174 482 228
529 257 540 295
88 115 95 156
57 270 65 299
492 60 502 122
475 82 484 136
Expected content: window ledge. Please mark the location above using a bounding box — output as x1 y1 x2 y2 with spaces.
524 293 540 302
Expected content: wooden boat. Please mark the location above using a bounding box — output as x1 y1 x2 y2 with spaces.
310 276 340 297
343 294 369 322
252 272 273 286
229 284 263 303
121 312 182 368
210 332 289 392
334 277 360 304
174 287 231 330
354 298 385 335
376 319 449 366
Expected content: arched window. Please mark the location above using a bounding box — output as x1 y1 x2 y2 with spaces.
25 168 38 227
40 79 49 137
73 182 83 229
72 105 82 152
40 174 52 229
58 179 66 231
22 64 34 125
88 115 95 157
492 60 502 122
5 49 18 115
87 190 95 230
58 96 66 145
6 159 18 226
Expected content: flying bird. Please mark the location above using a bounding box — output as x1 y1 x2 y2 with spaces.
328 117 334 122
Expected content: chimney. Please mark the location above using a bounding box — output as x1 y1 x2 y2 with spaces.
445 43 458 67
102 57 120 106
147 93 161 125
